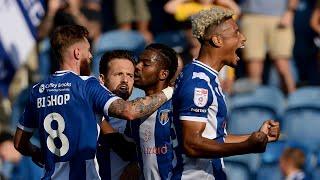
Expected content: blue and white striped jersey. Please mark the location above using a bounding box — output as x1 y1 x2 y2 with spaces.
172 60 228 180
18 70 120 180
129 100 176 180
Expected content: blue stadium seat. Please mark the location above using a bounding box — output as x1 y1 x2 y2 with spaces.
154 31 187 53
286 87 320 109
224 154 261 173
224 161 252 180
282 87 320 156
92 30 146 77
261 141 287 164
228 86 285 134
256 164 283 180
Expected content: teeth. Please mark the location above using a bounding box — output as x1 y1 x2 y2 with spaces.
239 45 245 49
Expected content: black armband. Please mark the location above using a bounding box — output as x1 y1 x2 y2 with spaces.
100 132 137 162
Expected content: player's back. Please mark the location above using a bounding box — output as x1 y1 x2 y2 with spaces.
18 70 118 180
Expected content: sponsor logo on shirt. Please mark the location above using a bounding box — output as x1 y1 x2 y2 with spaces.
141 144 168 155
193 88 208 107
39 84 45 93
190 108 207 113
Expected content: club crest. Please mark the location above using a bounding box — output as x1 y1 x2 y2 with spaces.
158 109 171 125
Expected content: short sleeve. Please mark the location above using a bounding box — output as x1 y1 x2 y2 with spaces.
18 91 38 132
85 78 120 117
177 78 215 122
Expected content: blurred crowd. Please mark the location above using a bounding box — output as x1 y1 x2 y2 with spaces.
0 0 320 179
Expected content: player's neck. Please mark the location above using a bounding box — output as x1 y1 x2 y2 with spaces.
145 82 168 96
197 46 224 72
59 61 80 75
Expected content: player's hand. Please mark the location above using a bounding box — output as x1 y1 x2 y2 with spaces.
259 120 280 142
120 162 140 180
278 10 294 28
32 148 44 168
247 131 268 153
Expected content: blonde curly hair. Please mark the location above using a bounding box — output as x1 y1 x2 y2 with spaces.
191 6 234 39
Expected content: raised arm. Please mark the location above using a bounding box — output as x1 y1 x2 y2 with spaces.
182 120 268 159
108 87 172 120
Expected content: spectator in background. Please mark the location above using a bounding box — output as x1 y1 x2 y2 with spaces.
114 0 153 43
81 8 102 48
37 0 88 41
0 130 42 180
239 0 298 94
164 0 240 22
164 0 240 93
310 0 320 34
291 0 320 86
83 0 101 11
279 147 307 180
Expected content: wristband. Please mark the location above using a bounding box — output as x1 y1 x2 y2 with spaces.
162 86 174 100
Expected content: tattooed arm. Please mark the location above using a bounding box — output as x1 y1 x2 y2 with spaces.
108 90 169 120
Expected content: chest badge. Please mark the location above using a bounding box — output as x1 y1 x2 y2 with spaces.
158 109 171 125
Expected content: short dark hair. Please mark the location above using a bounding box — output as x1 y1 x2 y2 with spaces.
50 25 89 63
99 50 136 75
0 131 13 144
145 43 178 81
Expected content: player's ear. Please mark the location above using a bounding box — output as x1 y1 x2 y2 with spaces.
74 48 81 60
159 69 169 81
210 35 223 47
99 74 105 84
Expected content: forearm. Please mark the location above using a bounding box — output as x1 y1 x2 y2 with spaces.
311 9 320 34
109 89 171 120
224 134 250 143
14 128 40 157
185 136 252 159
37 13 55 40
164 0 188 14
216 0 241 16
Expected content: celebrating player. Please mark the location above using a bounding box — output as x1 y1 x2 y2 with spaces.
132 43 178 179
97 50 139 180
171 7 280 179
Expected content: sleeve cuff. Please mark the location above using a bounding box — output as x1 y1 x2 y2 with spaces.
17 123 35 132
103 96 121 116
180 116 207 122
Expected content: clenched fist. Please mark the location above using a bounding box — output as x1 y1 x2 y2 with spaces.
260 120 280 142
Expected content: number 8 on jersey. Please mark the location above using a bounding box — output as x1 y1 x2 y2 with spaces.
43 112 69 157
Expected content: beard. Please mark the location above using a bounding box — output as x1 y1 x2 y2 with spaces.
80 58 91 76
112 83 131 100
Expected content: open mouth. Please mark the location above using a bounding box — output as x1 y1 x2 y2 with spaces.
235 44 245 61
119 84 128 91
